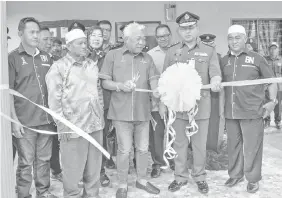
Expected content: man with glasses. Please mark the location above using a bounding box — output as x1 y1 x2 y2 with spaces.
147 24 177 179
160 11 222 194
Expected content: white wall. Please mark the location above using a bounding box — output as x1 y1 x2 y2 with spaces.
7 1 282 54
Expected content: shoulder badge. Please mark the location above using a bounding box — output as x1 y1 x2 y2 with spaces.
168 42 180 48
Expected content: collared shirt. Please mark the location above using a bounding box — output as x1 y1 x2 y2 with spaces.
9 44 53 127
46 53 104 138
221 48 274 119
163 41 221 120
265 55 282 90
88 48 111 110
148 45 166 112
100 46 160 121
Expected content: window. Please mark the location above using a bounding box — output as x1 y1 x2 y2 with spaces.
231 18 282 56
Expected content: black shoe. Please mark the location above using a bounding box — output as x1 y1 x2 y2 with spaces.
168 180 188 192
196 181 209 194
100 173 110 187
224 177 244 187
106 157 116 169
247 182 259 193
136 181 160 194
151 167 161 178
116 188 127 198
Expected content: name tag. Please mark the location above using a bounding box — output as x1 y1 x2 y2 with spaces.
194 52 208 57
41 64 50 67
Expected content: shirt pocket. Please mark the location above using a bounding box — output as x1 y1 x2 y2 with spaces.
195 57 209 73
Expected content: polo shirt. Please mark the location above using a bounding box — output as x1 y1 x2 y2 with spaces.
100 46 160 121
221 48 275 119
8 44 53 127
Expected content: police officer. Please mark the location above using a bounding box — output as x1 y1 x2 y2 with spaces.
199 34 221 60
221 25 277 193
160 11 222 194
68 21 86 32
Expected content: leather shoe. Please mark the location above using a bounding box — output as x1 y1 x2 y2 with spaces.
247 182 259 193
116 188 127 198
168 180 188 192
151 168 161 178
196 181 209 194
136 181 160 194
224 177 244 187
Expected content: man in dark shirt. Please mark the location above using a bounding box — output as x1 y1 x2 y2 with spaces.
9 17 57 198
38 27 62 182
221 25 277 193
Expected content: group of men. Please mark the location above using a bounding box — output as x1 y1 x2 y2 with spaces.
8 10 280 198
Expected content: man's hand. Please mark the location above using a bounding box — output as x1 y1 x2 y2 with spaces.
211 80 222 92
262 101 276 118
152 88 161 98
12 123 25 138
159 103 167 119
119 81 134 92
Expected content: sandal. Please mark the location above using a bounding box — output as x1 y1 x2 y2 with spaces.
100 173 110 187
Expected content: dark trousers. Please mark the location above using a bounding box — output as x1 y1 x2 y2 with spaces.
101 109 111 175
149 112 166 168
14 123 55 198
226 118 264 183
265 91 282 123
50 135 62 175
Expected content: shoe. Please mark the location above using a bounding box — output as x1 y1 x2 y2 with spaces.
196 181 209 194
37 191 58 198
224 177 244 187
106 157 116 169
51 172 63 182
116 187 127 198
136 181 160 194
151 167 161 178
100 173 110 187
247 182 259 193
168 180 188 192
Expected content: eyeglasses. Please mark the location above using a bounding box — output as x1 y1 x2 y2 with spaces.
156 34 170 40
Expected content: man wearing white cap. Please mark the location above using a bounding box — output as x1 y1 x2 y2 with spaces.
46 29 105 198
221 24 277 193
265 42 282 129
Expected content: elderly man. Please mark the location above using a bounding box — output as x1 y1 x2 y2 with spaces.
265 42 282 129
38 27 63 182
100 22 160 198
161 11 222 194
46 29 104 198
9 17 57 198
147 24 176 178
221 25 277 193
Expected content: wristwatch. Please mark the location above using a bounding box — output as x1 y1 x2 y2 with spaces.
270 98 278 104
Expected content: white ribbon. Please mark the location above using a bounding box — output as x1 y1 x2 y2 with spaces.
0 85 110 159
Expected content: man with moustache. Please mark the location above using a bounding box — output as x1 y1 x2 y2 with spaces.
9 17 57 198
160 11 222 194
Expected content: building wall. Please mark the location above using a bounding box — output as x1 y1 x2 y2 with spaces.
7 1 282 54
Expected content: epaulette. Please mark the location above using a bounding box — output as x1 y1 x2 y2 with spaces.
168 42 180 48
142 45 149 52
109 42 124 51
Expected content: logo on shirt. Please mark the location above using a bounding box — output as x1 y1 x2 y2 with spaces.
40 55 48 62
245 56 255 64
140 59 147 64
21 57 28 65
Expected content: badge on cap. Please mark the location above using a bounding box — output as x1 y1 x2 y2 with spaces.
184 14 190 20
74 23 78 27
206 36 210 40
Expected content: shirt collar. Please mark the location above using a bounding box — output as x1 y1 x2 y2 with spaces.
18 43 40 56
228 47 250 56
180 39 201 50
65 53 86 65
121 45 144 57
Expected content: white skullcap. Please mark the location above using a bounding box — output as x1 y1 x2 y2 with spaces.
65 29 86 44
228 25 246 35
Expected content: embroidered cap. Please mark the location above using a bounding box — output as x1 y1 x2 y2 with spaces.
228 25 246 35
65 29 86 44
176 11 200 27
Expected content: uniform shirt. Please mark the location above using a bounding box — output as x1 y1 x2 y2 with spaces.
163 41 221 120
46 53 104 138
9 44 53 127
147 45 166 112
88 48 111 110
100 46 160 122
221 48 274 119
265 55 282 90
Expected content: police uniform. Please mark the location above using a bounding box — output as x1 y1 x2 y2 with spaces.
199 34 224 152
163 12 221 192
